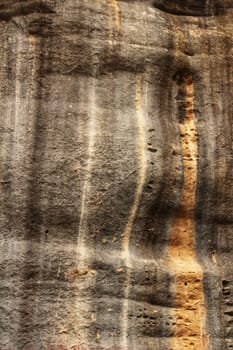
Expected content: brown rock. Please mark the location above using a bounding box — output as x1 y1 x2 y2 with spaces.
0 1 233 349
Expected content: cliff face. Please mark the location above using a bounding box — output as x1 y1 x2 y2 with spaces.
1 1 233 349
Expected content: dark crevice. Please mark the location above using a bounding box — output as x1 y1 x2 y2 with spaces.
152 0 226 17
0 1 55 21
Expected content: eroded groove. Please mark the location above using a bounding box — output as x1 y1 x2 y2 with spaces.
168 74 208 350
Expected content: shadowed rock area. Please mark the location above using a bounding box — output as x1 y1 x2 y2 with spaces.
0 0 233 349
152 0 233 16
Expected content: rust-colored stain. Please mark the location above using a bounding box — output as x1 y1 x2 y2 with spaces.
29 34 36 52
168 75 208 349
65 267 95 280
107 0 121 32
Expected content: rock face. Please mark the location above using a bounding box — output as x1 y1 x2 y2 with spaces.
1 1 233 349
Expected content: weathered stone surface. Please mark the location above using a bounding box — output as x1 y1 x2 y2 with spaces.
1 1 233 349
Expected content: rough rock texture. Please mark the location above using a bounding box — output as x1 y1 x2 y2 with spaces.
1 0 233 349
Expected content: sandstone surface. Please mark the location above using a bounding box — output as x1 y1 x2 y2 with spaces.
1 1 233 349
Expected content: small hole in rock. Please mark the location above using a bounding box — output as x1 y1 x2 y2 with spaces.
222 280 230 287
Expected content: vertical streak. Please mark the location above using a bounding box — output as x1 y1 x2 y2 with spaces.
168 75 208 350
121 76 147 347
121 76 147 257
77 79 96 267
29 35 36 53
107 0 121 32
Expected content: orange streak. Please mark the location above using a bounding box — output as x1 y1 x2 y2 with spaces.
107 0 121 32
29 34 36 52
168 75 208 350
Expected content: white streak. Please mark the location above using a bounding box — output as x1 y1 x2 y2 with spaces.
121 75 148 347
77 78 97 267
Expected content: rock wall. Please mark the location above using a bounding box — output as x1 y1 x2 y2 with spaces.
1 1 233 349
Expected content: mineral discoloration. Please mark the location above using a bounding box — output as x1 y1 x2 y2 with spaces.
0 1 233 350
77 79 97 267
107 0 121 32
121 75 147 257
121 74 147 348
168 75 207 349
